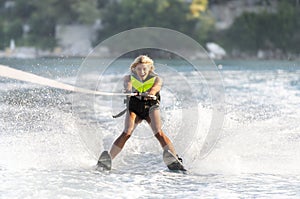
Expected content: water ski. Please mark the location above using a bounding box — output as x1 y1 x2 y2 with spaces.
97 151 112 171
163 150 186 171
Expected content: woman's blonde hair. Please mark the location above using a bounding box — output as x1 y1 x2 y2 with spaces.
130 55 155 72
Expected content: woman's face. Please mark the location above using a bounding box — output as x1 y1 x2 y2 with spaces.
134 63 151 80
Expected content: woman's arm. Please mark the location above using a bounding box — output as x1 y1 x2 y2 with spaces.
123 75 132 93
149 76 162 96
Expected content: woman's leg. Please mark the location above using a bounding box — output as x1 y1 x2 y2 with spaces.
147 108 177 155
110 111 140 159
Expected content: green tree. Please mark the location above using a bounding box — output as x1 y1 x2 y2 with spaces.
0 0 101 50
0 1 24 49
96 0 200 43
223 0 300 54
274 1 299 52
71 0 100 24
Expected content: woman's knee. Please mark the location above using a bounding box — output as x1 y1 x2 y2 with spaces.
151 125 162 134
154 131 165 140
123 125 134 135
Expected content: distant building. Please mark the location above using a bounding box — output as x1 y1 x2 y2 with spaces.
55 25 96 56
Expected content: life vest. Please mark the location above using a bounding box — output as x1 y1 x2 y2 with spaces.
112 73 160 119
128 73 160 119
130 73 156 93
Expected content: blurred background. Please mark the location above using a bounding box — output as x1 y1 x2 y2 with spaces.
0 0 299 60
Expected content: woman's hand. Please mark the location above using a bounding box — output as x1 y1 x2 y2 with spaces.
140 92 157 100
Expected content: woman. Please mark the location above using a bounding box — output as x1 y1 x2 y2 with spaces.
98 55 182 169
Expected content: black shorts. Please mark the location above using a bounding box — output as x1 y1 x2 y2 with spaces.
128 96 159 120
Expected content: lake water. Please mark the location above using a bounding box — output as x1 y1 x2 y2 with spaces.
0 58 300 198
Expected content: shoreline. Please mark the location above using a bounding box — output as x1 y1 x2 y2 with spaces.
0 48 299 62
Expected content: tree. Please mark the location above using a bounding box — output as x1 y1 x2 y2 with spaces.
223 1 300 54
274 1 299 53
190 0 208 17
96 0 200 43
0 0 101 50
71 0 100 24
0 1 25 49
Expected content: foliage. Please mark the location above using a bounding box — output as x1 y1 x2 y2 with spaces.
0 0 100 49
223 1 300 53
190 0 208 17
1 0 298 55
96 0 212 44
0 0 212 50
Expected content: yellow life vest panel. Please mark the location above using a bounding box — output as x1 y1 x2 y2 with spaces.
131 74 156 93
